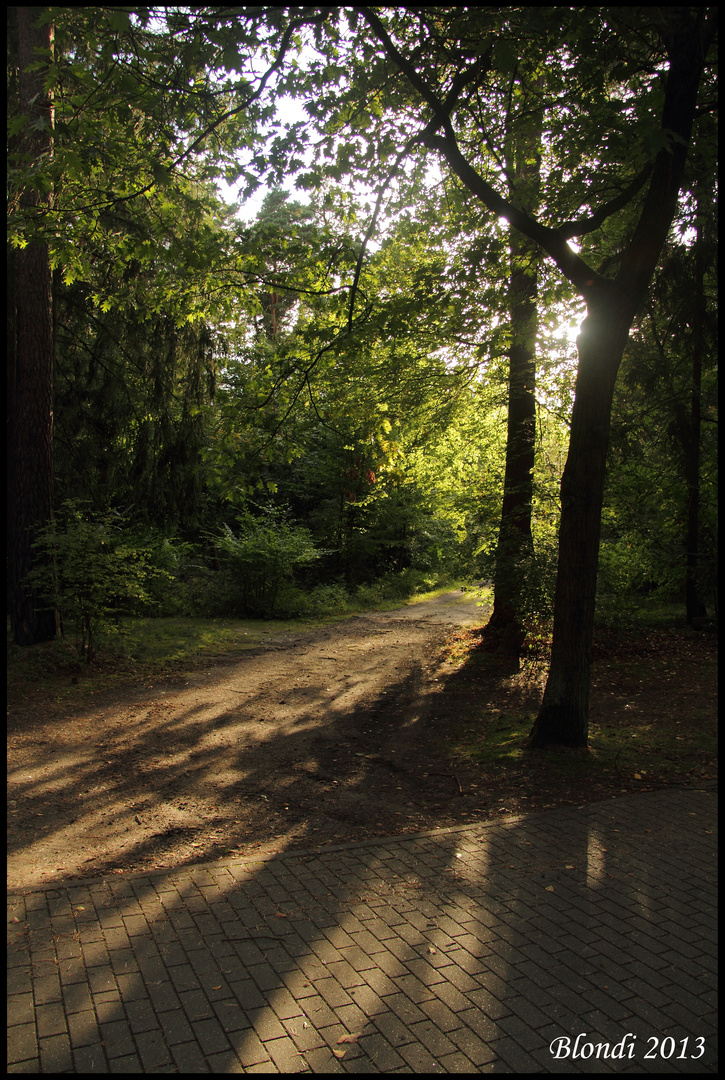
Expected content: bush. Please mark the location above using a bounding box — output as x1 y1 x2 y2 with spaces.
28 501 172 661
209 506 321 618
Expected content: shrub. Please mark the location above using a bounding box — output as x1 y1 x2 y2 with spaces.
28 501 172 661
209 506 321 618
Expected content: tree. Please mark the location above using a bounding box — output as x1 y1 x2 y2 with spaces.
306 5 717 746
8 7 57 644
682 183 716 622
487 83 542 656
7 6 315 615
602 179 718 624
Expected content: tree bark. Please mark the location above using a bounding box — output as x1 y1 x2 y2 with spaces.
529 10 714 746
489 227 537 655
684 193 707 623
528 299 631 746
488 113 540 657
9 6 57 645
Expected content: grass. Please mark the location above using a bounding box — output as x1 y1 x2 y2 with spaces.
449 708 716 790
7 614 325 703
6 577 465 703
441 597 717 793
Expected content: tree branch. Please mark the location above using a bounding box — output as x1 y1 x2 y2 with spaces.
360 6 609 301
553 163 654 241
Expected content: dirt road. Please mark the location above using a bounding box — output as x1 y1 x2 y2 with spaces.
8 591 492 888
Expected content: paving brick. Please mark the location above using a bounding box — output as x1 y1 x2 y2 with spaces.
392 971 437 1003
229 1026 273 1067
72 1043 108 1071
372 1010 416 1048
32 972 63 1004
8 785 716 1076
264 1034 306 1071
437 1049 480 1071
313 975 354 1009
381 991 429 1026
449 1021 498 1066
135 1028 173 1069
246 1006 288 1042
190 1015 230 1056
298 994 338 1029
87 967 118 995
35 1000 68 1040
420 995 464 1032
398 1039 440 1071
67 1009 102 1048
7 994 34 1027
409 1018 459 1057
356 1031 406 1070
39 1032 73 1072
7 967 33 997
465 984 512 1021
490 1034 545 1072
170 1040 211 1072
300 1046 345 1072
100 1017 136 1059
158 1008 196 1046
144 979 181 1013
283 1016 326 1052
347 983 389 1017
7 1022 38 1066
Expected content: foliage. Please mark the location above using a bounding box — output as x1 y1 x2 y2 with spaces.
208 506 321 618
6 5 717 704
27 502 172 662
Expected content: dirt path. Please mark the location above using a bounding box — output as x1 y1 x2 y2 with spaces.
8 592 492 889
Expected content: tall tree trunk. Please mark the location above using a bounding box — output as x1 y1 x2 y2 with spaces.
529 299 631 746
488 229 537 655
528 10 713 747
684 193 707 623
488 104 540 657
9 6 57 645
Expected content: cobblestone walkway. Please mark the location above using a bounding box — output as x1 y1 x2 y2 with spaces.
8 784 717 1073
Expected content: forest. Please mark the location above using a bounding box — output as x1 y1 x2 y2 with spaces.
7 6 718 752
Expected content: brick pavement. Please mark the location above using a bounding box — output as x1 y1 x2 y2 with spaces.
8 784 717 1073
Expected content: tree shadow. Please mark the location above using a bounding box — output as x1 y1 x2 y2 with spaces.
8 619 717 1069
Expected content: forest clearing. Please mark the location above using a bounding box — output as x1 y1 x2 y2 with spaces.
8 591 716 890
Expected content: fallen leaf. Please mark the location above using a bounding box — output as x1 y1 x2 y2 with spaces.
427 946 437 954
337 1032 361 1044
332 1048 347 1059
565 865 574 870
275 911 288 918
545 885 555 892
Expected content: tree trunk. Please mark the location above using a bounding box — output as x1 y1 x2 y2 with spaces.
528 11 713 747
489 228 536 655
529 299 631 747
684 197 707 623
488 104 540 657
9 6 57 645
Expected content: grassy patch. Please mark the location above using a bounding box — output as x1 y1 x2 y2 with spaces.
439 601 717 795
449 706 716 790
452 713 532 769
6 579 463 703
7 614 325 703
